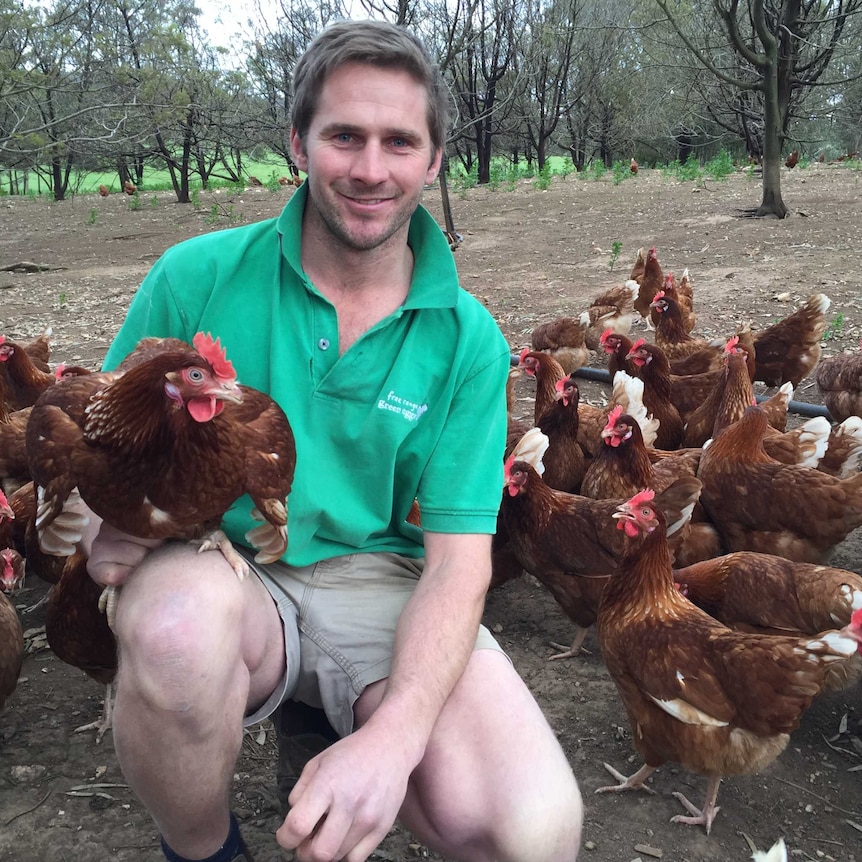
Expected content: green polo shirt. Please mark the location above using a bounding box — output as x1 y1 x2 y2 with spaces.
104 185 511 566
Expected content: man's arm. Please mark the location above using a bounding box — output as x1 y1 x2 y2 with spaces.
276 531 492 862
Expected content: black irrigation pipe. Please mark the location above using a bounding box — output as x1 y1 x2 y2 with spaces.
513 358 831 420
570 365 832 420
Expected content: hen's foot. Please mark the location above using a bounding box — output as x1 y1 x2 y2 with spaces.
549 641 592 660
671 787 720 834
73 683 113 744
194 530 249 580
595 762 656 795
98 585 119 630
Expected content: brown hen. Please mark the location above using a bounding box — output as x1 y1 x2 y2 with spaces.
501 458 701 659
753 293 831 387
815 340 862 422
530 317 589 375
0 561 24 713
45 549 118 741
0 336 55 410
673 550 862 691
25 334 296 594
696 405 862 562
595 489 861 834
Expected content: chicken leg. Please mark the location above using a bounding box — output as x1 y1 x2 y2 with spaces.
671 776 722 834
595 762 657 795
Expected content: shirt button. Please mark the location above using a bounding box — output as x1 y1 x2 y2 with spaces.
318 338 330 350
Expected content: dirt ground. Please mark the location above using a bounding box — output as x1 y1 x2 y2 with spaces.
1 164 861 862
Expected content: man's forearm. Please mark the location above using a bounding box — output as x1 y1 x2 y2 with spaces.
364 534 491 767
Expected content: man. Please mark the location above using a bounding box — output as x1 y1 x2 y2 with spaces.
87 19 583 862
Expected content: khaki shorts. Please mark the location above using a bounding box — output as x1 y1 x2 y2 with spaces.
241 550 504 737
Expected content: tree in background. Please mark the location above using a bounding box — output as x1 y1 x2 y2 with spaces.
654 0 862 218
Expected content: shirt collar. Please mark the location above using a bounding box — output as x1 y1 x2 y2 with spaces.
277 183 459 310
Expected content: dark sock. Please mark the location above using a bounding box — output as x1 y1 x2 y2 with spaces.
160 812 250 862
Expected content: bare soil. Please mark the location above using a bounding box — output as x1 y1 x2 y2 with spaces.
1 165 860 862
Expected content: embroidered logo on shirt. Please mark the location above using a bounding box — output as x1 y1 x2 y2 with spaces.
377 390 428 422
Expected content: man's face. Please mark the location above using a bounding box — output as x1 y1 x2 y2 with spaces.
291 62 442 253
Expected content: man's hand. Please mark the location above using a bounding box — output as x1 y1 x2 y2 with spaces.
276 724 415 862
87 521 165 588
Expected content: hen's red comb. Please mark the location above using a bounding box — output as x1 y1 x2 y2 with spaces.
629 337 647 352
503 453 516 477
653 290 666 301
648 246 657 257
599 328 615 345
519 347 531 361
192 332 236 381
626 488 655 509
54 364 66 379
605 405 623 429
724 335 739 354
555 376 567 393
0 336 5 346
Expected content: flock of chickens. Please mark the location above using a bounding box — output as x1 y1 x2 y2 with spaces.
0 331 296 741
1 242 862 847
499 246 862 833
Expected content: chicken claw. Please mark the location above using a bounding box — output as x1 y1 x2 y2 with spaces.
549 627 592 660
194 529 249 580
595 762 656 795
98 585 119 630
73 681 114 744
670 777 721 834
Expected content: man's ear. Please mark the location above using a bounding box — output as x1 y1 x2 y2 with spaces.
290 128 308 173
424 147 443 186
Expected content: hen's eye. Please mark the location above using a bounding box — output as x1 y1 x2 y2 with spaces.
188 368 205 383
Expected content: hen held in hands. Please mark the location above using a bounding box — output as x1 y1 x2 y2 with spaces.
26 333 296 583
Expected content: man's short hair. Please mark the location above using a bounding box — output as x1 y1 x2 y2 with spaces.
291 19 451 158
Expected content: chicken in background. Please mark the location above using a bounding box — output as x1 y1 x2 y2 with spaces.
26 333 296 623
491 427 549 591
625 339 685 449
683 337 807 455
752 838 787 862
785 150 800 169
817 416 862 478
595 488 862 834
650 289 720 370
0 335 56 410
0 547 25 593
753 293 831 387
517 348 566 423
673 551 862 690
599 329 638 378
580 407 720 566
649 273 696 334
815 339 862 422
45 549 117 742
579 281 638 352
0 554 24 713
697 405 862 563
535 375 587 493
529 316 590 375
20 327 53 372
627 338 738 430
572 370 659 459
630 158 639 174
629 246 646 284
501 457 701 660
0 401 32 495
632 246 664 325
